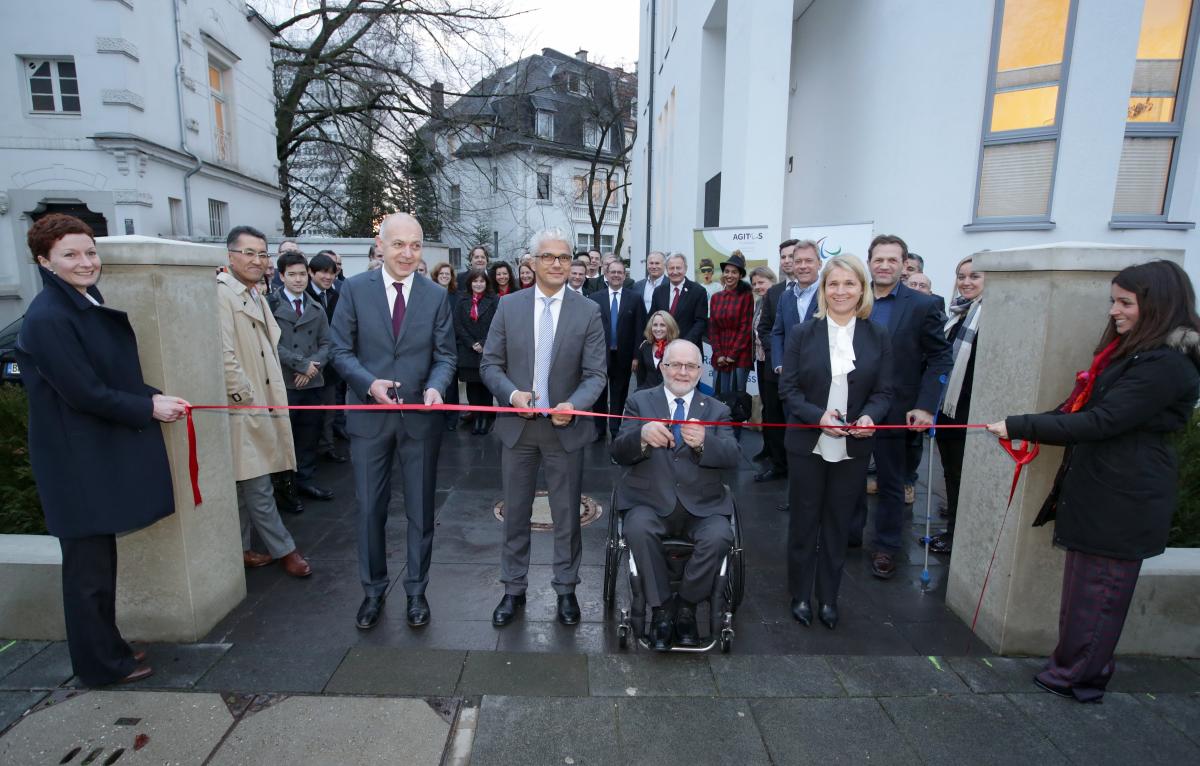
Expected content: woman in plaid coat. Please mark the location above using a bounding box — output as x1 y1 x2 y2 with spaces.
708 252 754 423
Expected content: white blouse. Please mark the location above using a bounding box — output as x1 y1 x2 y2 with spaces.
813 316 856 463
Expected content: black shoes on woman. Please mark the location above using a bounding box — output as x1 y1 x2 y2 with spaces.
791 598 838 629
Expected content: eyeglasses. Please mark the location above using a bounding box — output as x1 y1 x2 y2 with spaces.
699 267 714 274
538 253 573 266
229 249 270 260
661 362 701 372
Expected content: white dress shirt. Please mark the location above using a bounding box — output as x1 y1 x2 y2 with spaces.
283 288 306 312
642 275 664 312
382 264 413 311
510 283 568 406
664 385 695 416
813 316 856 463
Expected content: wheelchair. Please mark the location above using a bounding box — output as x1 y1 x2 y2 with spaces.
601 488 745 653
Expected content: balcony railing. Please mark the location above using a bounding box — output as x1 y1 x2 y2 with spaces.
571 202 619 224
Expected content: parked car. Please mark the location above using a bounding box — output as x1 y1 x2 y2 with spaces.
0 315 23 384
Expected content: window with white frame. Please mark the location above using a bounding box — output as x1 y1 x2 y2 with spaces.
449 184 461 221
971 0 1076 226
536 167 551 201
535 109 554 139
576 233 615 250
169 197 185 235
24 58 80 114
566 72 581 94
1112 0 1198 221
583 120 602 149
208 60 233 164
208 199 228 237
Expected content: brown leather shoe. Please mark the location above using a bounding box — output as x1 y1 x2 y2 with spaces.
132 650 147 663
118 665 154 684
243 550 273 568
280 550 312 578
870 552 896 580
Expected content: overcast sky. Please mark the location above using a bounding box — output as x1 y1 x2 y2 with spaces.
502 0 640 71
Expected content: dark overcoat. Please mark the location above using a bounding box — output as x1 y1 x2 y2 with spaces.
1006 328 1200 560
15 269 174 538
453 292 498 382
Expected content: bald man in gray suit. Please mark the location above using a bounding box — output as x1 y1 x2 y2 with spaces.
481 227 607 628
330 213 456 631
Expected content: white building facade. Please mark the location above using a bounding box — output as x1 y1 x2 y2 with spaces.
423 48 634 267
630 0 1200 291
0 0 283 325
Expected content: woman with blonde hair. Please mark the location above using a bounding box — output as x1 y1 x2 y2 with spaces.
780 254 893 630
633 310 680 390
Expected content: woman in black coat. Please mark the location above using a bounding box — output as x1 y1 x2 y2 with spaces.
15 214 189 686
780 255 893 630
632 310 679 390
455 268 499 434
988 260 1200 703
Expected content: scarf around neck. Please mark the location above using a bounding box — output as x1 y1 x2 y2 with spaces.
942 296 982 418
1060 338 1121 413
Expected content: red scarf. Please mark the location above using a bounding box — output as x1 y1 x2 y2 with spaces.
470 292 481 321
1061 338 1121 413
497 284 510 297
653 338 667 362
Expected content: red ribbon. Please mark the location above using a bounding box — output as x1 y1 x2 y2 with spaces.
182 402 993 505
967 437 1041 650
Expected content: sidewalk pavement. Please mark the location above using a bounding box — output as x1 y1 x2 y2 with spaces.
2 430 1197 763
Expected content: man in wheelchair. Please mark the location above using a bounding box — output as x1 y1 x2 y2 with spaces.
610 340 740 650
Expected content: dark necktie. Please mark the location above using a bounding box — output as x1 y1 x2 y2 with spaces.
293 298 302 317
392 282 406 336
672 397 685 446
669 286 681 314
610 292 619 350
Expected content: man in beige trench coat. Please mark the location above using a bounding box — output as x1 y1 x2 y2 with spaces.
217 224 312 578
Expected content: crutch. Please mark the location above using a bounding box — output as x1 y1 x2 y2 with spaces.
919 374 950 592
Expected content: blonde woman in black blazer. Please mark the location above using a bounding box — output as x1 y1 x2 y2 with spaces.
779 254 893 629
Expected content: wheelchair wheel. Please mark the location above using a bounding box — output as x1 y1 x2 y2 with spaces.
719 612 734 653
602 542 620 610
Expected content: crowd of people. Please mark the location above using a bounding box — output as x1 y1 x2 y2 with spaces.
14 212 1198 705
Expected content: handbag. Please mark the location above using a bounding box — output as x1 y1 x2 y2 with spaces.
721 389 752 423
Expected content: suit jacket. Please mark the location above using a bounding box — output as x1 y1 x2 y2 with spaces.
780 317 893 457
650 278 708 347
611 386 739 517
634 340 664 390
583 275 604 296
770 283 819 370
330 269 456 439
270 291 332 390
592 285 640 371
756 281 786 381
306 284 339 323
480 286 607 452
870 282 953 422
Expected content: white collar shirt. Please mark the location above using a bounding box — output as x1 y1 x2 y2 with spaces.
532 284 567 349
663 385 695 417
382 265 413 312
642 275 664 311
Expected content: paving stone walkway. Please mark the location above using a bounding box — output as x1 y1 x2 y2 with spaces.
2 428 1197 763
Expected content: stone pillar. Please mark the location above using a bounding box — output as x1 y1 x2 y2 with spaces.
97 235 246 641
945 243 1184 656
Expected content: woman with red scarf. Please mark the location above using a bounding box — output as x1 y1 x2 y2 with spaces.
633 310 679 390
454 269 500 434
489 262 514 298
988 260 1200 703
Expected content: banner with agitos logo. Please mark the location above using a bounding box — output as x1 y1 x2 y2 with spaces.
788 222 875 263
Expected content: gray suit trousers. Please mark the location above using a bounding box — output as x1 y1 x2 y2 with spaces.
624 502 733 608
237 474 296 559
351 414 442 597
500 417 584 595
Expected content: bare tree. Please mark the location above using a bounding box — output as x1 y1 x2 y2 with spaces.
576 66 636 256
263 0 512 235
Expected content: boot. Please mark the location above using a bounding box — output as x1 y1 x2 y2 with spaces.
272 472 304 515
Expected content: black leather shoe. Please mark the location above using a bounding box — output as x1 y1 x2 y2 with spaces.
492 594 526 627
321 449 347 464
557 593 581 625
406 595 430 627
790 598 812 626
928 532 953 555
675 603 699 646
650 607 673 651
754 468 786 483
356 595 385 630
818 603 838 630
472 419 485 436
297 483 334 501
